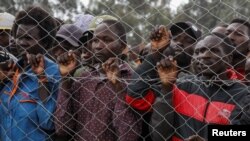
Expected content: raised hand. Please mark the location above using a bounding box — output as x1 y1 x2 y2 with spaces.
102 57 120 84
27 53 45 75
57 50 78 76
0 59 16 81
150 25 171 52
157 56 177 86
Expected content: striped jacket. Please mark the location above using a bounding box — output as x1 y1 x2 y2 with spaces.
126 54 250 140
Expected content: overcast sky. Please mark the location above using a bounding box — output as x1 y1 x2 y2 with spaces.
80 0 189 13
170 0 189 13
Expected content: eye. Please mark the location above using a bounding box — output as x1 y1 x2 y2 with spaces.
24 35 32 40
92 38 99 43
103 37 113 43
194 49 199 55
211 47 219 53
200 47 207 53
235 31 244 36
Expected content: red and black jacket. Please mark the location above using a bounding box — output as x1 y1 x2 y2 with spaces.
126 54 163 111
171 76 249 140
126 54 250 141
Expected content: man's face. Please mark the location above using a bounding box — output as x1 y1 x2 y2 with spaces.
171 32 196 68
81 39 93 63
226 23 250 56
0 29 11 47
92 23 125 63
16 24 44 55
195 36 229 77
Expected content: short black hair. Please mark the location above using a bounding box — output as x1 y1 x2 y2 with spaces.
12 6 57 50
212 32 234 55
102 19 127 45
230 18 250 36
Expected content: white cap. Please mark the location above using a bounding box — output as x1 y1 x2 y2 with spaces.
0 12 15 30
0 51 18 63
74 14 94 32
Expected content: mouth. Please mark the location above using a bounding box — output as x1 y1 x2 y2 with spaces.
231 42 237 47
95 53 103 57
94 53 105 61
197 60 214 70
82 53 91 59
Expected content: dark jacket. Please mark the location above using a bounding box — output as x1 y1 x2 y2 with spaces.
126 54 250 141
126 53 175 141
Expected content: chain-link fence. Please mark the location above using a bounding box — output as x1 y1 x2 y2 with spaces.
0 0 250 141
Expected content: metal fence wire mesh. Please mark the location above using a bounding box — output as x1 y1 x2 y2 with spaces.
0 0 250 141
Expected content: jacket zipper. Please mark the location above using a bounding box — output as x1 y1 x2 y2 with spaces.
203 101 209 122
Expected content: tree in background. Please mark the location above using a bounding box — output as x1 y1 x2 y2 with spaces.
0 0 83 22
2 0 250 45
85 0 172 46
174 0 250 33
0 0 173 46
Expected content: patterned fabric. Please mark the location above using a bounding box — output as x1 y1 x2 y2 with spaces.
55 63 141 141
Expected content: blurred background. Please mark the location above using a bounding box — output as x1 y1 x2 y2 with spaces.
1 0 250 47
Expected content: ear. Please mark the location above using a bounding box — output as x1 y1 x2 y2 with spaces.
225 54 233 67
119 41 127 53
119 43 128 60
122 45 128 55
120 41 126 50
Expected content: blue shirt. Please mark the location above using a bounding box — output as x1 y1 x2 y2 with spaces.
0 57 61 141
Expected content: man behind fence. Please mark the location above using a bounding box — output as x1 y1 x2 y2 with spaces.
0 6 62 141
55 19 141 141
51 24 83 61
226 18 250 80
126 25 250 140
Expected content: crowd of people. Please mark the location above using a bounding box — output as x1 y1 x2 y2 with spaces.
0 5 250 141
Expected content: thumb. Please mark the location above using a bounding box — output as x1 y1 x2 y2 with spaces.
26 53 31 64
37 54 45 67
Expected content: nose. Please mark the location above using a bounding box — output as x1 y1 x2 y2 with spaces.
197 50 212 61
93 40 105 52
16 38 28 48
16 39 30 53
9 37 16 47
9 37 15 44
227 32 235 43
